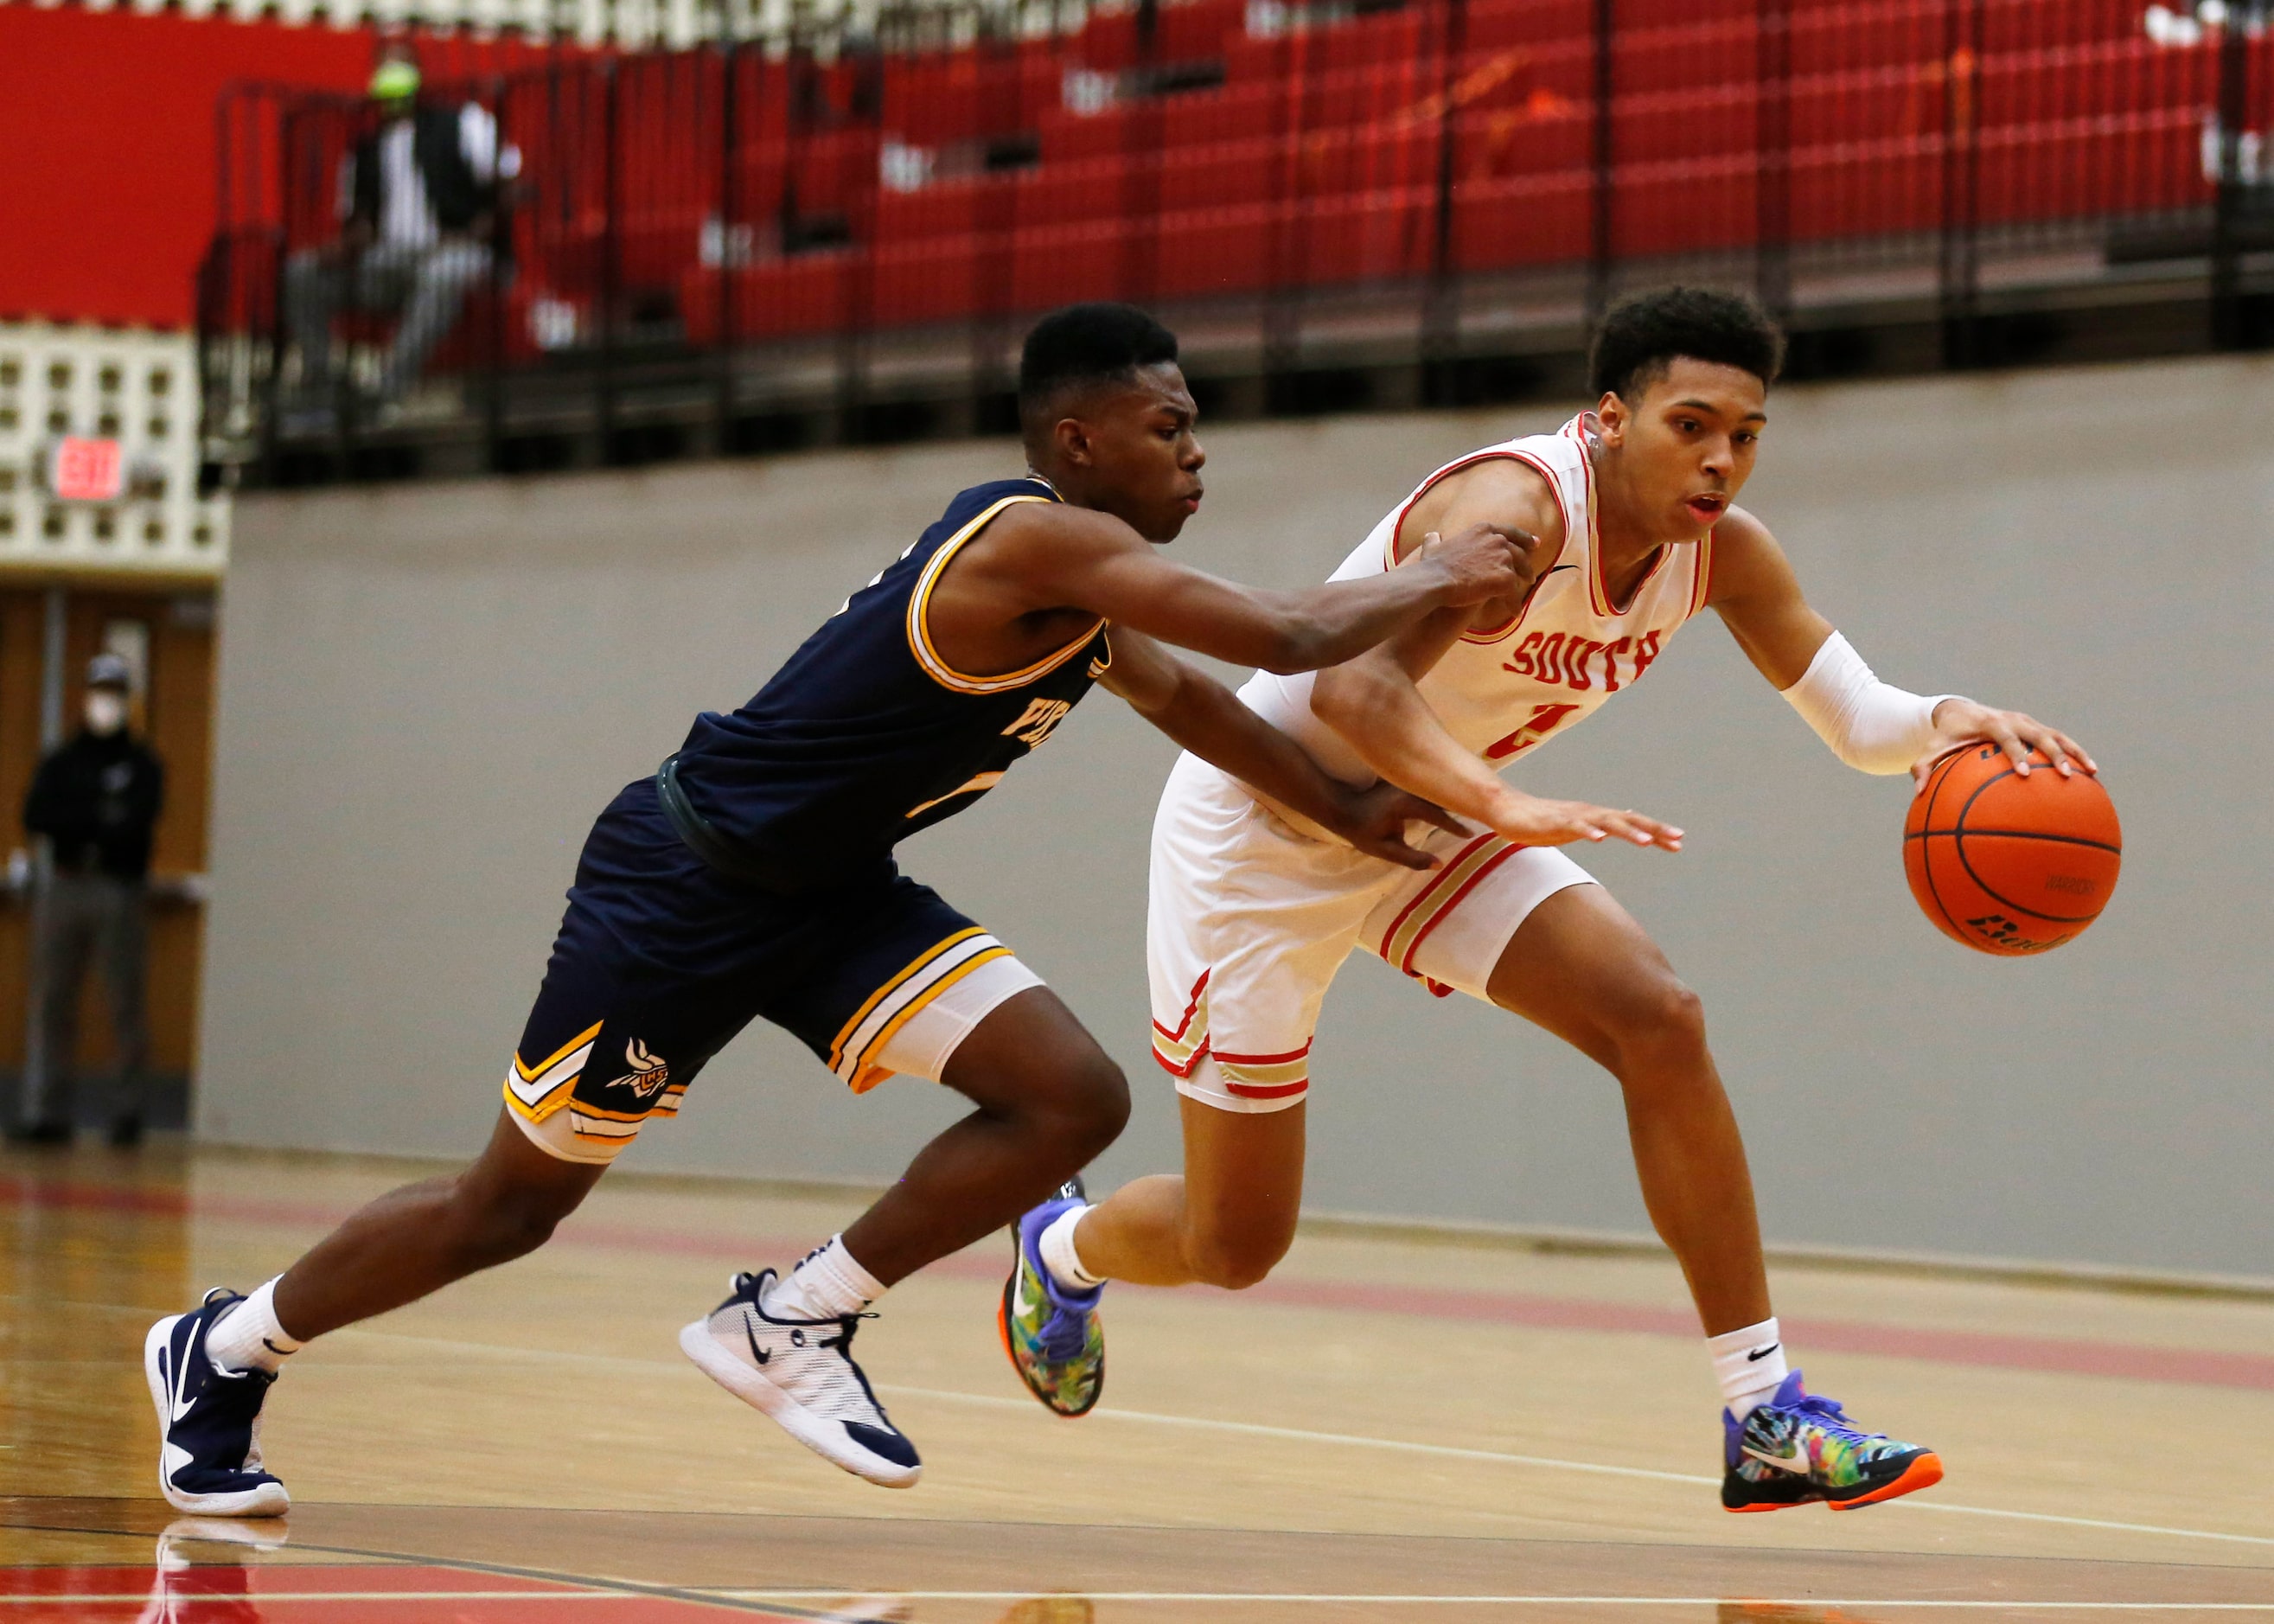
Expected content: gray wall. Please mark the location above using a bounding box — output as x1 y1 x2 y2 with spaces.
202 353 2274 1277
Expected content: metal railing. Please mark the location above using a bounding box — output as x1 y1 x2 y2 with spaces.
12 0 1083 54
198 0 2274 480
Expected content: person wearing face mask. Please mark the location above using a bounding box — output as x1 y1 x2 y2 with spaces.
11 653 166 1148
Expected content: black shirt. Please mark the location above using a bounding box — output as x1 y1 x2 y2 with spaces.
24 730 165 881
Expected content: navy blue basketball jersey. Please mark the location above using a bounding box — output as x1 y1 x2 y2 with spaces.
671 476 1110 885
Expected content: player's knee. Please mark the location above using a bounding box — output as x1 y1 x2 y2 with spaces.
448 1173 581 1269
1612 978 1710 1077
1206 1251 1283 1292
993 1045 1129 1168
1048 1052 1130 1162
1187 1228 1291 1291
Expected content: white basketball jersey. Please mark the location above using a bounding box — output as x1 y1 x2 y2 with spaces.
1242 412 1713 784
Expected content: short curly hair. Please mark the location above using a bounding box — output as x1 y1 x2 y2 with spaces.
1019 304 1179 415
1587 286 1785 401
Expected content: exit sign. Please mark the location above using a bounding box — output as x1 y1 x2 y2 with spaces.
48 437 125 502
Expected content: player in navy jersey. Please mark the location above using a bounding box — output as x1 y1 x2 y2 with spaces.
144 302 1661 1511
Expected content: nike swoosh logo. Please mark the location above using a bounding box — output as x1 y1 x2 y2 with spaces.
1012 1269 1041 1322
1743 1440 1808 1474
168 1335 197 1423
1747 1343 1780 1362
743 1318 772 1366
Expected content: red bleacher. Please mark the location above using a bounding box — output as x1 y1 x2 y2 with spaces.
226 0 2261 359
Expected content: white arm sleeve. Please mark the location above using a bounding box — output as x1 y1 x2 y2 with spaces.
1778 631 1958 776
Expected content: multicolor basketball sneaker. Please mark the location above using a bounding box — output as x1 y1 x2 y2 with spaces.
1000 1178 1106 1417
1722 1370 1943 1512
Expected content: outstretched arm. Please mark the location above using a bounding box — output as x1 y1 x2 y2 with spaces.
1708 508 2096 790
981 503 1531 675
1311 613 1683 851
1099 628 1462 870
1310 457 1683 852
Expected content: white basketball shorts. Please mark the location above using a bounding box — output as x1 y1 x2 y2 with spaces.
1148 751 1596 1113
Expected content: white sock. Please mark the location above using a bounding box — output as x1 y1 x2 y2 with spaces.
1038 1205 1103 1291
763 1235 885 1320
1709 1316 1789 1420
206 1277 303 1376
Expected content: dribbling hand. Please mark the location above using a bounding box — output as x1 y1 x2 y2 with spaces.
1410 522 1541 605
1910 700 2098 796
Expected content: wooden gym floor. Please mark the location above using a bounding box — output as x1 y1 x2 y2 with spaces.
4 1142 2271 1621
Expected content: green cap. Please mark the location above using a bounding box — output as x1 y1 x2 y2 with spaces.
370 59 421 101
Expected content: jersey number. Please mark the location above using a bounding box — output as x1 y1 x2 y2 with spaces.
1483 702 1582 762
1002 698 1073 748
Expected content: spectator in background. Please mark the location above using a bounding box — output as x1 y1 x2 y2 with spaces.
283 43 521 422
10 655 164 1148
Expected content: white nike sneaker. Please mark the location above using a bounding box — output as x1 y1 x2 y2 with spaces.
145 1289 291 1518
678 1269 921 1488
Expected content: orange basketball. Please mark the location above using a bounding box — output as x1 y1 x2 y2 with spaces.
1903 745 2121 956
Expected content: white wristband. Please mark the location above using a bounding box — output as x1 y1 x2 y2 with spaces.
1779 631 1957 776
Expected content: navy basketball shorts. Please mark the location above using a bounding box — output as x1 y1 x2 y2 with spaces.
501 777 1042 1165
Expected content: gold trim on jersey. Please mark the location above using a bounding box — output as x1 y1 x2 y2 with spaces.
1376 447 1576 649
906 494 1104 694
1567 416 1687 620
1381 450 1533 575
1457 450 1569 644
1566 415 1611 619
1688 527 1716 618
905 770 1006 820
501 1020 604 1123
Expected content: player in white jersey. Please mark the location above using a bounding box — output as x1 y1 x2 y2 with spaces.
997 288 2095 1512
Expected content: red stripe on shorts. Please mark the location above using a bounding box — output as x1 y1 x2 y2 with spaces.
1153 967 1210 1043
1375 832 1498 960
1399 841 1526 975
1223 1077 1309 1100
1211 1042 1313 1065
1153 1039 1210 1077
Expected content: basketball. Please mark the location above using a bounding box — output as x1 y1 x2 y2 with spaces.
1904 745 2122 956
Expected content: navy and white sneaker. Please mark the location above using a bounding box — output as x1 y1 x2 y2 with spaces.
678 1269 920 1488
144 1289 290 1518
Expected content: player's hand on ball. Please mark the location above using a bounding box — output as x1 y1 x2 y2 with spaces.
1408 522 1541 604
1912 700 2097 796
1488 793 1683 852
1325 783 1466 871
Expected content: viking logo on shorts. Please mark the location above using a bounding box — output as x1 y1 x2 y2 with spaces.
608 1038 671 1099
